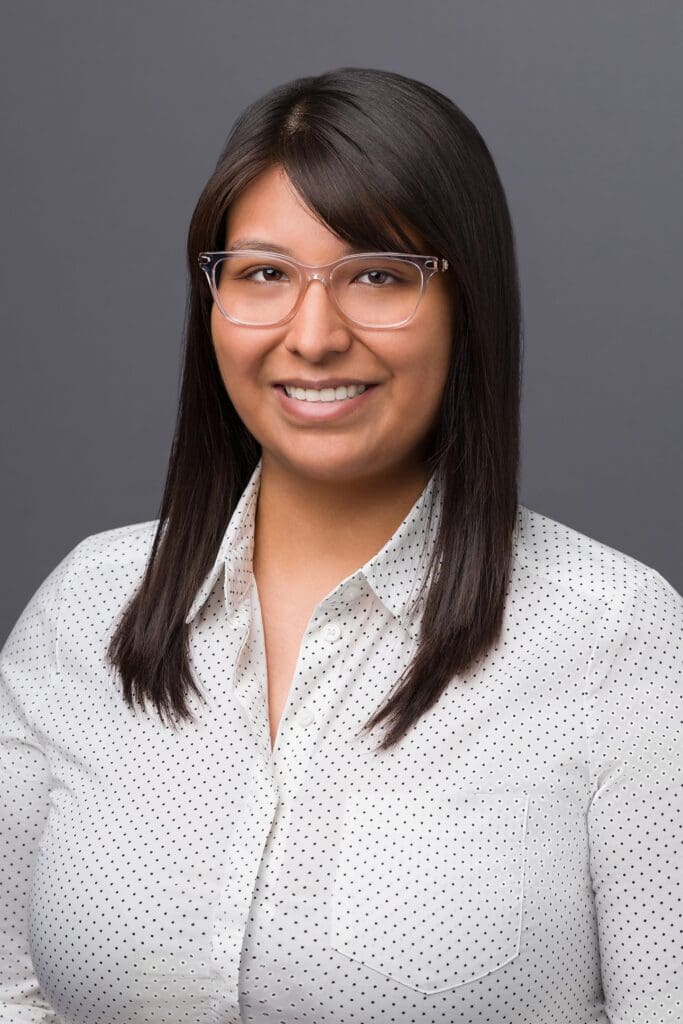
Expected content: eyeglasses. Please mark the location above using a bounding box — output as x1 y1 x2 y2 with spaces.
197 249 449 329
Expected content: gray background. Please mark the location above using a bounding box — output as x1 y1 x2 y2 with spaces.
2 0 682 638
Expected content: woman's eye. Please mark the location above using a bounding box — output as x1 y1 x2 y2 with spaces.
355 269 399 286
245 266 288 283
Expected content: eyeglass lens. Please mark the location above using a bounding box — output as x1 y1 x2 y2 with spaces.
211 253 423 326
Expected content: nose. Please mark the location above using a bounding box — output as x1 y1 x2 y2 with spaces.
283 274 353 358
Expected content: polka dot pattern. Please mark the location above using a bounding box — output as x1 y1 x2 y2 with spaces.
1 455 681 1023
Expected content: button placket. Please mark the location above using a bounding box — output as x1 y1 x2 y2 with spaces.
295 706 315 729
322 621 342 642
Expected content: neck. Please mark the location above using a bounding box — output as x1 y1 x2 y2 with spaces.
253 453 432 583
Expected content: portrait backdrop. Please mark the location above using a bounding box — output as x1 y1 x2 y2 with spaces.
1 0 681 637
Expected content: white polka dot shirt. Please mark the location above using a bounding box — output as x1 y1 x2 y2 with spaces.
1 456 682 1023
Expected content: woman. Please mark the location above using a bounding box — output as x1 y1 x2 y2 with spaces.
1 66 681 1024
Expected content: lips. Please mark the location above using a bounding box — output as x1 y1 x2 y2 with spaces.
273 383 377 392
273 383 377 391
272 380 378 420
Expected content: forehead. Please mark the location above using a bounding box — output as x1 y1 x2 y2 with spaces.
223 165 427 257
224 167 340 251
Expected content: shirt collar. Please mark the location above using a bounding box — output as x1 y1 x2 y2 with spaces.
185 457 443 642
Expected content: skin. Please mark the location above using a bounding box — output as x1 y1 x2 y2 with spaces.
210 163 455 595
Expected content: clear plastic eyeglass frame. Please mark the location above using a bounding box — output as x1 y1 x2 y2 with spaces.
197 249 450 329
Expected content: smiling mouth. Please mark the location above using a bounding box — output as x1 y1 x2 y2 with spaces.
275 383 377 402
272 382 379 418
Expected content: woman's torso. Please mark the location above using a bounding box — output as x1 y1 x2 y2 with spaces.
17 488 681 1024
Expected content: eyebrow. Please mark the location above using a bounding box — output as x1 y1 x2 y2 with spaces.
227 237 365 257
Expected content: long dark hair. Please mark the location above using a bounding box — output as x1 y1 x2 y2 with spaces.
107 66 523 752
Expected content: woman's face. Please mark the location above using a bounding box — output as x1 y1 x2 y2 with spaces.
210 164 455 484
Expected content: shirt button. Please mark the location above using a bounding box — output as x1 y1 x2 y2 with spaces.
296 706 315 728
345 583 362 601
322 622 342 642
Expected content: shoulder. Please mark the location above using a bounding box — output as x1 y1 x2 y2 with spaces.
514 503 680 613
54 519 161 636
67 519 160 576
515 504 682 704
5 520 161 659
1 520 160 709
4 519 156 649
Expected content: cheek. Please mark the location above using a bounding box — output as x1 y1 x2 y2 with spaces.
398 331 451 404
386 334 451 439
210 307 235 364
210 310 259 384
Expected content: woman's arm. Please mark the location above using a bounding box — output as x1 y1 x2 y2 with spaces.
585 569 683 1021
0 547 81 1023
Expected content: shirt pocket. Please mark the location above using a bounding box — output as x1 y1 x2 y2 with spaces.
329 787 530 994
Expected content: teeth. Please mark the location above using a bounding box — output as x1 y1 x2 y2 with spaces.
283 384 368 402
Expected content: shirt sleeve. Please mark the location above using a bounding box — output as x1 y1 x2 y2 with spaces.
0 544 84 1023
585 567 683 1022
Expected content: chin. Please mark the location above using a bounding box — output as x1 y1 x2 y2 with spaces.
265 445 385 483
